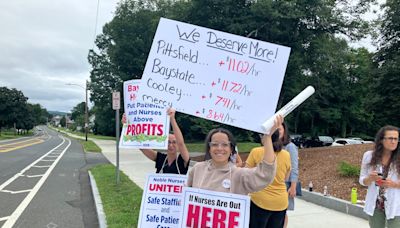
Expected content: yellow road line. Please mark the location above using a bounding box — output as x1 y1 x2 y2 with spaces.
0 139 44 153
0 137 39 146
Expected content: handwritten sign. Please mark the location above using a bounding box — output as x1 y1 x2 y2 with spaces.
138 173 187 228
119 79 170 149
180 187 250 228
137 18 291 133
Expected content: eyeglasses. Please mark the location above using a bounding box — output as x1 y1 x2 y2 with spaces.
383 137 399 142
168 140 177 144
209 142 231 148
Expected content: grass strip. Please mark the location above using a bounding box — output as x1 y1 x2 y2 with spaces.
79 139 102 153
50 126 116 140
0 131 33 140
73 131 116 140
90 164 142 228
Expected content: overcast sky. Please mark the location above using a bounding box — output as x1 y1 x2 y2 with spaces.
0 0 119 112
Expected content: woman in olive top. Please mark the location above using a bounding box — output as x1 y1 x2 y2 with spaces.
246 129 291 228
186 115 282 194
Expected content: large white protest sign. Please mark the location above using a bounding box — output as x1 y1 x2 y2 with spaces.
180 187 250 228
119 79 170 149
137 18 291 133
138 173 187 228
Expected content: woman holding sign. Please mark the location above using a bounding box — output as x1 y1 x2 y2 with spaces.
123 108 190 174
186 115 281 194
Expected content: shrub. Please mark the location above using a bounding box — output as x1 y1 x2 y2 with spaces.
338 161 360 177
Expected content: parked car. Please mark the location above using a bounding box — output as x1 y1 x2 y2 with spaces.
348 137 374 144
290 134 306 148
348 137 363 142
303 136 334 148
331 138 363 146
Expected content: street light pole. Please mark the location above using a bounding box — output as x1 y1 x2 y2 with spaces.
66 81 89 141
85 80 89 142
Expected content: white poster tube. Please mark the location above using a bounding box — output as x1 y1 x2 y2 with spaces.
261 86 315 134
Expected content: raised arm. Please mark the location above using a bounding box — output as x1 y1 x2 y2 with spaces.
262 114 283 163
140 149 157 161
168 108 190 165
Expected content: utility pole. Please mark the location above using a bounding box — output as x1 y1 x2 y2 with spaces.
85 80 89 141
65 81 90 141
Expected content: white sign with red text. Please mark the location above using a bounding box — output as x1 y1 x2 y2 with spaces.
138 173 187 228
180 187 250 228
137 18 291 133
119 79 170 149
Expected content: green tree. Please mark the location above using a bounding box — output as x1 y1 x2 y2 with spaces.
0 87 30 134
372 0 400 128
29 104 49 126
71 102 86 120
88 0 378 139
60 116 66 128
88 0 163 136
70 102 86 131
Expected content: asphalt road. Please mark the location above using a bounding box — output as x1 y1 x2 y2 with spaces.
0 126 109 228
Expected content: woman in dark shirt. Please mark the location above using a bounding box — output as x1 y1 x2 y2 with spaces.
123 108 190 174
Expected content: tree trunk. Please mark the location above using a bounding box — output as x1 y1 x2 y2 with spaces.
341 120 347 138
294 110 301 134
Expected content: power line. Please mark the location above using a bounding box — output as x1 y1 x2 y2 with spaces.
92 0 100 50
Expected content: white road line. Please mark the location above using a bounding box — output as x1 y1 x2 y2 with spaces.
0 137 65 191
2 136 71 228
25 174 44 178
41 159 55 162
1 189 32 194
0 216 9 222
32 165 51 168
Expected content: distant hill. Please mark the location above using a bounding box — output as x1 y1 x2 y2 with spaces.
48 111 70 116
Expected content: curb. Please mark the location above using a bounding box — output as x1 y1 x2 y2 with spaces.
89 171 108 228
299 189 368 220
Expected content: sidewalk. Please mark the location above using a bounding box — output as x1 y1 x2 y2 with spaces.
91 138 369 228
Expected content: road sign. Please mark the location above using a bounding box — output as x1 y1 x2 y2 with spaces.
112 91 120 110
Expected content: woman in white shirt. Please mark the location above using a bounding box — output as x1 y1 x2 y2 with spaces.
359 125 400 228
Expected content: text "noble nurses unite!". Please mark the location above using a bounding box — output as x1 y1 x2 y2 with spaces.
149 184 183 193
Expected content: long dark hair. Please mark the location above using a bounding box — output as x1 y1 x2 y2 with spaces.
259 129 283 152
272 130 283 152
281 122 291 146
369 125 400 174
204 128 237 162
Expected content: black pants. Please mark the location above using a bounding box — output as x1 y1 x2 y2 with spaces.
249 201 286 228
